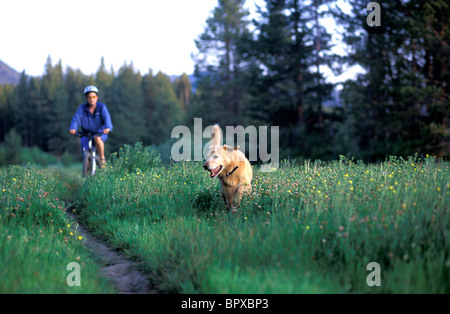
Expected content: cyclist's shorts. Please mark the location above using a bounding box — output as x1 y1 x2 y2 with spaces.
81 134 108 158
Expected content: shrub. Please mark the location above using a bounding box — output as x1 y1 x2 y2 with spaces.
0 128 22 166
61 150 74 168
109 142 162 173
21 146 58 167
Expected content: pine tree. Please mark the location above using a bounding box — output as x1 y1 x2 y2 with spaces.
245 0 337 158
29 77 47 149
417 0 450 156
108 62 145 151
335 0 450 159
173 73 192 111
142 71 184 145
192 0 251 125
65 67 89 110
0 84 15 141
41 57 70 155
141 70 157 145
13 72 30 146
95 57 114 107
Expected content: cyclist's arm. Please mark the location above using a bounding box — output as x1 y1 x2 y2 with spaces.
101 105 113 132
69 106 84 133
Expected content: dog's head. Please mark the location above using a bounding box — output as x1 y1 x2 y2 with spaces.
203 145 241 178
203 146 225 178
203 124 224 178
203 124 242 178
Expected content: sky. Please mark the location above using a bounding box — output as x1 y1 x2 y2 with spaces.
1 0 362 83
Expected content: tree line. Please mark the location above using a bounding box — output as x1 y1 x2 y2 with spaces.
0 57 189 160
0 0 449 163
190 0 449 161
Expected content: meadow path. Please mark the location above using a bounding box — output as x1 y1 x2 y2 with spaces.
67 211 157 294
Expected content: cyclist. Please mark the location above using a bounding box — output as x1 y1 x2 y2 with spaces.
69 85 113 168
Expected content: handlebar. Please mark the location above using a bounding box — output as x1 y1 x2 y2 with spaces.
71 131 105 138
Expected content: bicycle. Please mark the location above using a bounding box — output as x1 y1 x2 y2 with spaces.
73 131 104 177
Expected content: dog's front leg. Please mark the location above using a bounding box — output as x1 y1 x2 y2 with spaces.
235 184 244 207
221 191 228 208
225 193 234 210
220 184 235 210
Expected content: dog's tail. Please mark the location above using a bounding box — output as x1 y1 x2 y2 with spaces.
211 124 221 147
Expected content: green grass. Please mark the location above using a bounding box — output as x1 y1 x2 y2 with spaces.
75 148 449 294
2 145 449 294
0 165 114 293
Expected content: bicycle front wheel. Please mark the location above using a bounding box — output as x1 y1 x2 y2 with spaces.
82 152 93 178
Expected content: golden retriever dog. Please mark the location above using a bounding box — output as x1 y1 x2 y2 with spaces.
203 124 252 210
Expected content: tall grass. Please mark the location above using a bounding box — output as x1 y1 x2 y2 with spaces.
0 165 114 293
77 146 449 294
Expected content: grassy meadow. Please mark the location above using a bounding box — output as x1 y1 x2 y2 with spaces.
76 145 449 293
1 143 449 293
0 165 114 293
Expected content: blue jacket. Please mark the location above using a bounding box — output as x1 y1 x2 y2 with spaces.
69 102 113 133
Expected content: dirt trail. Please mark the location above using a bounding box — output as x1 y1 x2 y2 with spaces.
68 212 157 294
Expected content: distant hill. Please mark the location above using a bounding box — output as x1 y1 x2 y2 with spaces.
0 60 21 85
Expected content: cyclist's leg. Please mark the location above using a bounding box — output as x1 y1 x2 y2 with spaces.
94 134 108 168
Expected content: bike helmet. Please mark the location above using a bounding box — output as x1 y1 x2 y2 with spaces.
84 85 99 95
